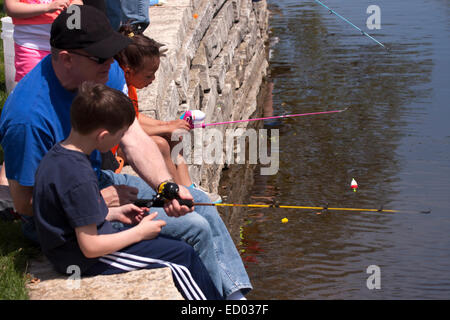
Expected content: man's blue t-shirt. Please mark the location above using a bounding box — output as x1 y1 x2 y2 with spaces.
0 55 127 187
33 143 115 274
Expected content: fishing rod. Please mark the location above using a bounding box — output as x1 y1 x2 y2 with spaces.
134 182 431 215
313 0 388 50
186 203 431 215
182 108 348 129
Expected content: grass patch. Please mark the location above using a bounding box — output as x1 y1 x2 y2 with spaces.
0 220 40 300
0 2 40 300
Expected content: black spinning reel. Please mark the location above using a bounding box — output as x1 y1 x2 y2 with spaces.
134 181 194 208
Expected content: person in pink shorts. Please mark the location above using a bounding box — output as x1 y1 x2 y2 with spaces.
0 1 84 185
4 0 82 82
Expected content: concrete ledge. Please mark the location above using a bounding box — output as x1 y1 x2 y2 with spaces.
26 255 183 300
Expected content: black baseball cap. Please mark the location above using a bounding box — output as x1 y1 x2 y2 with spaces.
50 5 132 59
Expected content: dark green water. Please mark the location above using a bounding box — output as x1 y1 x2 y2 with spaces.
220 0 450 299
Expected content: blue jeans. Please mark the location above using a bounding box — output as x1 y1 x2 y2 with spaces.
105 0 150 31
98 169 252 297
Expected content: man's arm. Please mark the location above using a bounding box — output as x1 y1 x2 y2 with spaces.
118 118 193 216
8 179 33 216
119 118 173 189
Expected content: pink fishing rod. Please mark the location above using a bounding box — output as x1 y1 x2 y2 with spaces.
192 108 348 129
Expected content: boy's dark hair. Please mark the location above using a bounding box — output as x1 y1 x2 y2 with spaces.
114 24 165 70
71 82 135 135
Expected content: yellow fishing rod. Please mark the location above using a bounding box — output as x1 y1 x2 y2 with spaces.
191 202 400 213
134 182 431 215
189 202 431 214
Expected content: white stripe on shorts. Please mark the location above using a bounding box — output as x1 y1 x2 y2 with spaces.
99 251 206 300
110 251 205 300
99 257 137 272
103 253 195 299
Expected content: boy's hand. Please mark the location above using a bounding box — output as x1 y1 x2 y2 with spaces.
163 185 194 217
136 212 167 240
120 204 148 224
107 204 148 224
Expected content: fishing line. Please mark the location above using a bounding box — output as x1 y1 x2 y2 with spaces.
193 108 348 128
313 0 388 50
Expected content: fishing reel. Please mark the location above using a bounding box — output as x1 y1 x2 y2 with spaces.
180 110 206 129
134 181 194 208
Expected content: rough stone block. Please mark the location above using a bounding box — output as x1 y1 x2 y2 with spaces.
26 255 183 300
203 1 234 67
183 0 217 63
160 80 180 121
186 68 202 111
253 0 269 35
210 59 227 94
191 44 212 93
175 63 190 103
187 164 202 186
218 83 234 124
191 43 208 71
217 23 246 72
232 49 246 89
191 0 203 11
200 163 224 195
232 0 241 22
198 69 212 93
232 42 267 121
201 80 218 123
240 0 252 21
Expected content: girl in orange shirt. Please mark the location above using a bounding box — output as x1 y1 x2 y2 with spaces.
114 26 193 187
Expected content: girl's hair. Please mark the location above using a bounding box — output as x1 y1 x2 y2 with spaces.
71 82 135 135
114 25 166 70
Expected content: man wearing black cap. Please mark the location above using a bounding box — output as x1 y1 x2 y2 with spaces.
0 4 192 236
0 4 192 216
0 5 252 299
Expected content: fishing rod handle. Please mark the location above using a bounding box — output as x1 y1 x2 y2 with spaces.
177 199 194 208
134 198 194 208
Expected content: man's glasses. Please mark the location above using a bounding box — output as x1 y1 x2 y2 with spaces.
68 51 110 64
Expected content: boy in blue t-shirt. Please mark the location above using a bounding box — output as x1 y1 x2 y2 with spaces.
33 82 222 300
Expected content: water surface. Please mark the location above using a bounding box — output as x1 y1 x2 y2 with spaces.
219 0 450 299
